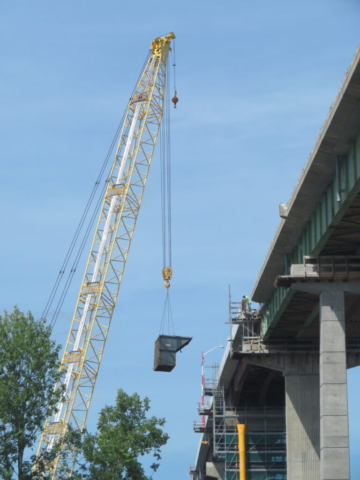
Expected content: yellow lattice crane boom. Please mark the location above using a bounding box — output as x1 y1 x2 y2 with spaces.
37 32 175 479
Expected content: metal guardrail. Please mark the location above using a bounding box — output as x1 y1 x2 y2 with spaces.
193 420 211 433
232 337 360 355
198 402 212 415
276 255 360 287
232 338 319 354
305 255 360 277
188 465 199 478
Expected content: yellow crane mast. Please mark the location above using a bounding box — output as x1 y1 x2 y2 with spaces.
37 32 175 479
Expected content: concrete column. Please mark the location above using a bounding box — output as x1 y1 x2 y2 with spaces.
285 373 320 480
243 355 320 480
320 290 350 480
282 354 320 480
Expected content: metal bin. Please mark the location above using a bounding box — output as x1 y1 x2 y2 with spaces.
154 335 192 372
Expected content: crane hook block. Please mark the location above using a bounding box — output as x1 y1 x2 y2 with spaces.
172 92 179 108
162 266 173 281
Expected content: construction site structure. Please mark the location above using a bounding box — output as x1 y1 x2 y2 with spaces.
190 295 286 480
36 32 175 479
191 350 286 480
191 44 360 480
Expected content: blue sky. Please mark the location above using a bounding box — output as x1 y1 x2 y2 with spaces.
1 1 360 478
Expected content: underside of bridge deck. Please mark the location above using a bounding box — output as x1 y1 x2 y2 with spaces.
264 191 360 342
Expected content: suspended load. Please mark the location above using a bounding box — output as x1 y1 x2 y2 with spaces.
154 335 192 372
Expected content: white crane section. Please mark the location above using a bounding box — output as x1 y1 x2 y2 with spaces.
36 33 175 479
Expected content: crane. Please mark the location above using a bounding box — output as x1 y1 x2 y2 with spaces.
36 32 175 479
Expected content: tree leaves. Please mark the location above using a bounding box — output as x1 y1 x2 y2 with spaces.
75 390 169 480
0 310 169 480
0 308 62 480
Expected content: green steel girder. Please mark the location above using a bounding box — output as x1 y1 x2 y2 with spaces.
262 131 360 338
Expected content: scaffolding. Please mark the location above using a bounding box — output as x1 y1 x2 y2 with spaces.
191 292 287 480
228 289 263 355
212 386 286 480
228 287 260 324
193 364 220 433
192 378 287 480
229 291 360 356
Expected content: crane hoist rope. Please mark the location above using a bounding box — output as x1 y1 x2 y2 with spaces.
160 58 172 290
159 43 176 337
36 33 176 480
171 40 179 108
42 53 152 331
42 123 120 323
159 289 175 336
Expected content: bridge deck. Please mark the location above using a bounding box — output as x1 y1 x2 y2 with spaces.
251 45 360 340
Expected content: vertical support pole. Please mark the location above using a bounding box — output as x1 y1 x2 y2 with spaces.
201 351 205 427
320 290 350 480
237 424 246 480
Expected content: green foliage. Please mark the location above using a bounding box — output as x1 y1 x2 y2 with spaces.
31 426 83 480
0 307 62 480
0 309 168 480
76 389 169 480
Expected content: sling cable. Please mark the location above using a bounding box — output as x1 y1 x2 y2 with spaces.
35 33 189 480
154 40 192 373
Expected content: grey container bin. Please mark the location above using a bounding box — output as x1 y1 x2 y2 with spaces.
154 335 192 372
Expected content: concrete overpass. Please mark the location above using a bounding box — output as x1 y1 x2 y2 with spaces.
191 45 360 480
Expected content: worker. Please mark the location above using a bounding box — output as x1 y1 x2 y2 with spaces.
242 295 251 312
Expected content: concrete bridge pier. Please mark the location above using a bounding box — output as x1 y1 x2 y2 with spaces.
243 354 320 480
241 280 360 479
285 363 320 480
319 289 349 480
291 282 355 480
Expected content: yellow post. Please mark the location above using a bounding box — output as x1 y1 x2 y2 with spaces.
237 424 246 480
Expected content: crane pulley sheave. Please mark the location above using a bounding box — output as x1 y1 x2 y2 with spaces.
36 32 175 479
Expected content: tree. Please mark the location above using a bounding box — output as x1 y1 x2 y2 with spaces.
76 390 169 480
0 309 168 480
0 308 62 480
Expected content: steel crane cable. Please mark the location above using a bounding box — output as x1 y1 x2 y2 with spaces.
159 59 175 335
159 289 175 336
50 53 153 329
160 59 172 269
49 178 109 329
48 52 152 328
167 58 172 268
42 121 122 321
173 39 177 94
44 53 151 328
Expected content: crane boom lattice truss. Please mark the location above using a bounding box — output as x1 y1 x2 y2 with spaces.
37 32 175 479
